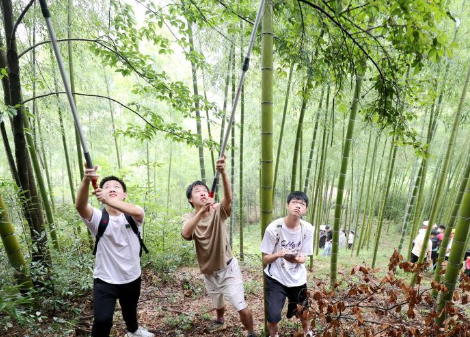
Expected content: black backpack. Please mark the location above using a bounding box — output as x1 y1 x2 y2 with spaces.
92 208 149 257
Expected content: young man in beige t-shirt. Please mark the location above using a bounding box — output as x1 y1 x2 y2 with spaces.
181 157 255 336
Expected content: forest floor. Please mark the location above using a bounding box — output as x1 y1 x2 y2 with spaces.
6 256 332 337
76 263 269 337
5 226 470 336
6 257 470 337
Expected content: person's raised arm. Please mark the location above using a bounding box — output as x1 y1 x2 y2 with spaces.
75 166 98 221
93 189 144 222
217 156 232 215
181 198 213 240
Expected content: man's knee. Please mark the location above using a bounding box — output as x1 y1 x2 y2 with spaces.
92 313 113 336
238 307 250 315
94 311 114 326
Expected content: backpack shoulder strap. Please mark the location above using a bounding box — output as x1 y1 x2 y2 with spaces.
125 214 149 257
274 220 283 247
93 208 109 256
299 221 305 252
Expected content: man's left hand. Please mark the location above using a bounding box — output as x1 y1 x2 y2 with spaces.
93 188 108 204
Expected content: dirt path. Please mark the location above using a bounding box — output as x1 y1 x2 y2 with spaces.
75 262 304 336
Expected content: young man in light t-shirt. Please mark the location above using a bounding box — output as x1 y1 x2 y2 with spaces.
260 191 314 337
181 156 255 337
76 167 153 337
410 224 432 264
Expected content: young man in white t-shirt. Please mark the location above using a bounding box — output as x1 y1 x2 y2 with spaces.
260 191 314 337
76 167 153 337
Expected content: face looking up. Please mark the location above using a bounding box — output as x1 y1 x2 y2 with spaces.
102 180 127 201
286 198 307 217
190 185 209 207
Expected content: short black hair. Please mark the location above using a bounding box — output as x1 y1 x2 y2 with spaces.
439 224 446 230
186 180 209 208
100 176 127 192
431 230 439 236
286 191 309 207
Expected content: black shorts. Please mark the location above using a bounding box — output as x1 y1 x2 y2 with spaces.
264 273 308 323
410 253 419 263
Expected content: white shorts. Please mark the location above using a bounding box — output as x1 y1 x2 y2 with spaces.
203 258 247 312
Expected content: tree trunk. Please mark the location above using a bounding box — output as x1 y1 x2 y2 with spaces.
104 74 121 170
304 87 324 193
219 45 234 148
0 186 33 292
67 0 84 180
432 67 470 292
436 156 470 325
229 40 236 248
411 61 470 286
351 129 372 253
23 106 60 250
0 30 20 186
239 17 245 261
312 87 330 260
200 65 216 176
0 121 20 185
1 0 53 288
272 62 294 201
261 1 273 330
49 48 77 205
291 78 312 192
0 188 33 292
371 139 397 267
31 17 56 214
330 71 362 287
187 18 206 183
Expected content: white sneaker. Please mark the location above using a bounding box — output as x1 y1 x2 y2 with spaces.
127 326 154 337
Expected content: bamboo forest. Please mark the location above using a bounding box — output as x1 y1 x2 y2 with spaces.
2 0 470 336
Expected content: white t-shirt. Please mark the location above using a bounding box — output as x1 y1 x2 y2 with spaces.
348 233 354 244
339 232 346 248
411 229 432 257
82 206 144 284
446 239 453 257
260 218 314 287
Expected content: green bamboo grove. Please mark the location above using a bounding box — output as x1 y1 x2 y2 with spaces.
2 0 470 334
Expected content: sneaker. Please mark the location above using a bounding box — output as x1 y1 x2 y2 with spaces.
208 320 227 332
127 326 154 337
305 331 314 337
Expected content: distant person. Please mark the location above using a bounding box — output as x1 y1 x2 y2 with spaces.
181 157 256 336
319 228 326 249
339 229 347 249
445 229 455 261
322 226 332 257
348 230 355 250
465 256 470 277
75 167 153 337
260 191 314 337
430 230 440 268
410 223 432 264
438 224 446 241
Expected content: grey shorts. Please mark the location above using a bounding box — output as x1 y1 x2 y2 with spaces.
203 258 247 312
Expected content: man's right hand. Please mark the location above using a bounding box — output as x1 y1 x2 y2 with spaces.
198 197 215 214
277 248 292 259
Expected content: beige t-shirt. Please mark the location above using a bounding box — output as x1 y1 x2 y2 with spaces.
182 203 233 274
412 230 432 257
